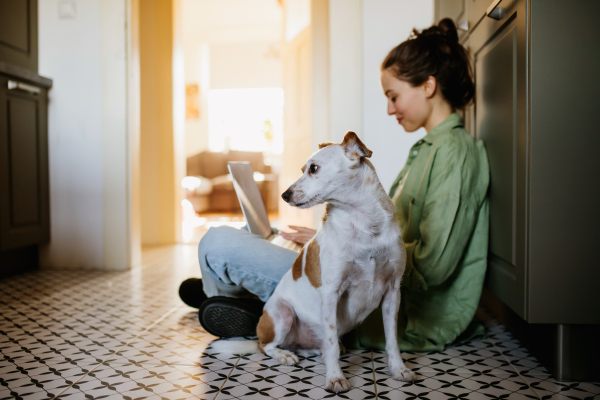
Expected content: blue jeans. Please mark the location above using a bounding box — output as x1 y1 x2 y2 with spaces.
198 226 298 302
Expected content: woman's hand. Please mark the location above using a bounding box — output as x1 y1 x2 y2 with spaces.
280 226 317 245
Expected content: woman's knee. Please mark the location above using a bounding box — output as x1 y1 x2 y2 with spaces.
198 226 242 259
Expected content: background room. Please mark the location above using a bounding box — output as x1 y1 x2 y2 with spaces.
179 0 285 244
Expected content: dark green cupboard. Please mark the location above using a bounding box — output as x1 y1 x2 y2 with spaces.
0 0 52 276
435 0 600 381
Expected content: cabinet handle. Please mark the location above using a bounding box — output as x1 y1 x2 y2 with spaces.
8 80 41 95
486 0 505 20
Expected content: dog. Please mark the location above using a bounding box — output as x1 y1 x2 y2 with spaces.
213 131 415 392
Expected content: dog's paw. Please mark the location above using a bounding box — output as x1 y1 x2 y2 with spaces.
391 366 416 382
325 377 351 393
273 349 299 366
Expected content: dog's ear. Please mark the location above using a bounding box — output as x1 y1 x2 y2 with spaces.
318 142 335 149
341 131 372 159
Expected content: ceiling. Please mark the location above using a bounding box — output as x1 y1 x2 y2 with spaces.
182 0 283 43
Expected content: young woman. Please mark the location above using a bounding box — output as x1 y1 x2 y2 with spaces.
180 18 489 351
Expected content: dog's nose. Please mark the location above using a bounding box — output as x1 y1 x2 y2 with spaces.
281 189 292 203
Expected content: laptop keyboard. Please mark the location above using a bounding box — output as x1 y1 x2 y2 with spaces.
270 235 303 252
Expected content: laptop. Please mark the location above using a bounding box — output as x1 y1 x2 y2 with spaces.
228 162 303 253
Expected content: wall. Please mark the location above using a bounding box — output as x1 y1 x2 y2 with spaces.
38 0 138 269
329 0 362 143
182 40 209 157
210 42 282 90
361 0 434 190
139 0 183 245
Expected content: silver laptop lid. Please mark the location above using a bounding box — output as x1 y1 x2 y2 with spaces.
228 162 272 238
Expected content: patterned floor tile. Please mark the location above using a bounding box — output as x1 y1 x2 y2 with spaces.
113 308 239 368
217 365 376 400
373 371 539 400
519 375 600 400
52 362 230 399
234 348 373 376
2 244 599 400
372 340 512 376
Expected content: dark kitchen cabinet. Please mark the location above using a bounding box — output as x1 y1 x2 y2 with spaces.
0 0 38 73
0 74 50 251
0 0 52 277
436 0 600 381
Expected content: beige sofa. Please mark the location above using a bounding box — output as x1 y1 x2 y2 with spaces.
185 150 278 213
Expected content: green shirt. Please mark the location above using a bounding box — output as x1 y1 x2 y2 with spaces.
344 113 490 351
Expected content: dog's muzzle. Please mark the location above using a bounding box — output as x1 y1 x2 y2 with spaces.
281 189 293 203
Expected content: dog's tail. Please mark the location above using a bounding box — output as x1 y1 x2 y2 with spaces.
210 340 261 354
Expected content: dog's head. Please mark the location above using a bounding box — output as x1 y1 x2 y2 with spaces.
281 131 373 208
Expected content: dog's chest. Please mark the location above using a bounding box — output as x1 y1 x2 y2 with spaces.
336 256 397 327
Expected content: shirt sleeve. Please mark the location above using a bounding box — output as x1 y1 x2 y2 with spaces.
402 140 481 290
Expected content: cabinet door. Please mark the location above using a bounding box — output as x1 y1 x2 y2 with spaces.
435 0 467 23
464 0 528 318
0 0 38 72
0 76 49 250
434 0 469 38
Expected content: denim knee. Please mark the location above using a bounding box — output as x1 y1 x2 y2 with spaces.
197 226 250 298
198 226 238 270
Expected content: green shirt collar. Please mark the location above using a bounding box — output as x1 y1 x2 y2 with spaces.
421 113 464 144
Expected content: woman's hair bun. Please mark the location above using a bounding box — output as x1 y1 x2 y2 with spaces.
415 18 459 43
382 18 474 110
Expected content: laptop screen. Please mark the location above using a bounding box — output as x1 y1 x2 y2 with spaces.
228 162 272 238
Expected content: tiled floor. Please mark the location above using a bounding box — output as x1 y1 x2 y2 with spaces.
1 245 598 400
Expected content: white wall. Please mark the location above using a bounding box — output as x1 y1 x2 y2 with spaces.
326 0 434 192
38 0 136 269
361 0 434 191
183 40 209 157
210 42 283 90
329 0 362 144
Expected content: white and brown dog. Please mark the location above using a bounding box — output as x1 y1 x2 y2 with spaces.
214 132 415 392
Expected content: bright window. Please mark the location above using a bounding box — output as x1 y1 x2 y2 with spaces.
208 88 284 155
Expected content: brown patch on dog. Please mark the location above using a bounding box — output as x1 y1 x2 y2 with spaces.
292 247 305 280
318 142 335 149
329 324 334 330
305 240 322 288
364 174 374 185
257 310 275 345
341 131 373 158
322 204 332 223
301 164 306 173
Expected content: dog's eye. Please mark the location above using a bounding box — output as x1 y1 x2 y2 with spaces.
309 164 318 174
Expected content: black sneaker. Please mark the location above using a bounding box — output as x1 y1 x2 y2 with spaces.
198 296 264 337
179 278 208 309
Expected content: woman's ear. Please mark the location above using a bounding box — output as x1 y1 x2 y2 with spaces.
341 131 373 159
423 76 437 98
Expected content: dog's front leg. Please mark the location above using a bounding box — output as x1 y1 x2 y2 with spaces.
320 290 350 393
382 278 416 382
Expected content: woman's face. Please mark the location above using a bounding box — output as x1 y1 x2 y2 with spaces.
381 68 432 133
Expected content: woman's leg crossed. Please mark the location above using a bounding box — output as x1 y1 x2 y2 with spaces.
198 226 298 302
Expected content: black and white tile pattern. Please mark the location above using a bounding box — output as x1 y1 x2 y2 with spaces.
1 244 598 399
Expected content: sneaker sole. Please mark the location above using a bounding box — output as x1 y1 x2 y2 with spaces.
200 301 260 337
